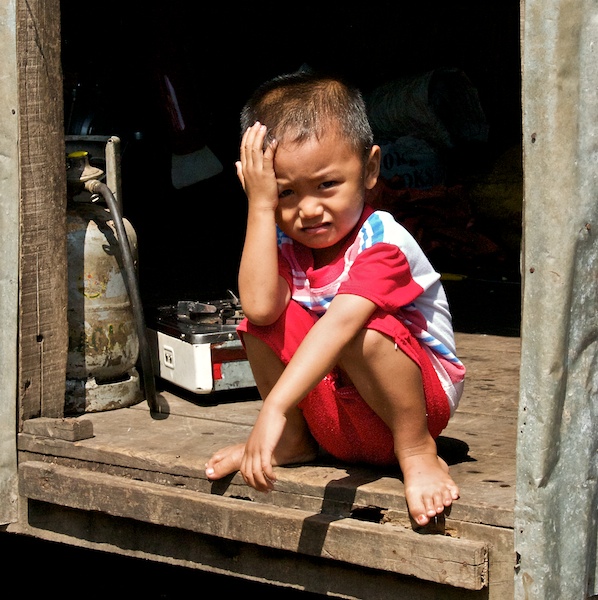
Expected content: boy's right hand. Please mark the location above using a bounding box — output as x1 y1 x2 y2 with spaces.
236 121 288 325
235 121 279 211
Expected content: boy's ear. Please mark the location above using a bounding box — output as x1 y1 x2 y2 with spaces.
364 145 381 190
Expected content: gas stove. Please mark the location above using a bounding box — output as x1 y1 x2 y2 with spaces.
147 293 255 394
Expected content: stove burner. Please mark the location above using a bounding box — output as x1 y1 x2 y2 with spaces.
155 291 245 327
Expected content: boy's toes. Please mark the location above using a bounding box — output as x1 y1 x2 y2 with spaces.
204 444 245 480
408 496 432 526
414 512 430 526
427 495 444 517
444 486 459 506
410 491 453 525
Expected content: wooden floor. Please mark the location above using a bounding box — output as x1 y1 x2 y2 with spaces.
78 331 519 524
17 331 521 599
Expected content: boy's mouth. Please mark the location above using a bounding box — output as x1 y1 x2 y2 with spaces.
301 222 331 234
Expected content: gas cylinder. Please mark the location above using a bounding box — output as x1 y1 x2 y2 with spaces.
65 146 143 413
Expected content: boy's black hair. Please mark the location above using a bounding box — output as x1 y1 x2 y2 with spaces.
240 69 374 158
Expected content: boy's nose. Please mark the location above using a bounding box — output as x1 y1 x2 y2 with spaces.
298 196 324 219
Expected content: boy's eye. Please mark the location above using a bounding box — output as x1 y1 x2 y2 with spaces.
320 180 337 189
279 189 293 199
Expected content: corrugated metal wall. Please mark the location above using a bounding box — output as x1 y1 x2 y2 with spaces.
516 1 598 598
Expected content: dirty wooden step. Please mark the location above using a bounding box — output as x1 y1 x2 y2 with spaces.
19 460 488 591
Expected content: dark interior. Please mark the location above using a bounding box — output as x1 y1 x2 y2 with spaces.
60 1 522 336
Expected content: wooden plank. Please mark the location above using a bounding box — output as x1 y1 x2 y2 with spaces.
19 460 488 590
17 0 68 421
17 330 520 526
16 332 519 536
22 417 94 441
16 332 516 596
0 0 21 527
453 333 520 417
449 520 514 600
16 500 488 600
17 402 514 527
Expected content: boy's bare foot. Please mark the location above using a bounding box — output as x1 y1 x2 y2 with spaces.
400 454 460 526
205 437 318 481
205 443 246 480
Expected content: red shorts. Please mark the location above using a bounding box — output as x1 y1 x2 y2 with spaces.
238 300 450 466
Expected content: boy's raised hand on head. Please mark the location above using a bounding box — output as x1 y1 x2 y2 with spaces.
236 121 279 211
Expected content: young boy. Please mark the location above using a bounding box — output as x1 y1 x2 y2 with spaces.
205 71 465 526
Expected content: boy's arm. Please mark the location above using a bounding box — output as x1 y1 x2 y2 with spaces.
270 293 378 402
241 293 377 490
236 122 289 325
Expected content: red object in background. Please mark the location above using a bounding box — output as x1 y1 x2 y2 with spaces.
367 178 504 275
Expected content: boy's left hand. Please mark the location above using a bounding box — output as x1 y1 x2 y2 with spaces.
240 402 286 492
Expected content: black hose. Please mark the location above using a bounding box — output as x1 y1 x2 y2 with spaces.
84 179 160 414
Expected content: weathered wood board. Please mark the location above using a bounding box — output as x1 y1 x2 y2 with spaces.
19 333 519 521
20 460 488 590
17 332 519 597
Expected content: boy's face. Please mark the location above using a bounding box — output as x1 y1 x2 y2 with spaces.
273 131 380 260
